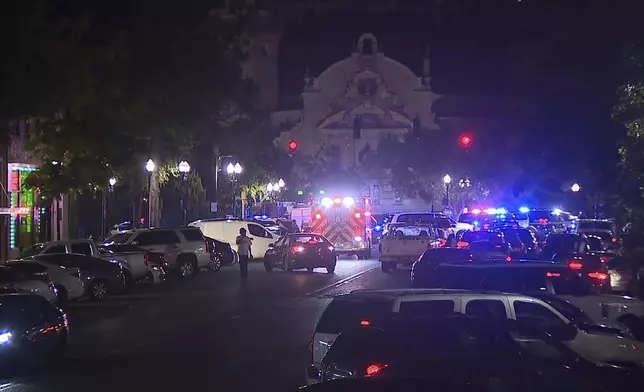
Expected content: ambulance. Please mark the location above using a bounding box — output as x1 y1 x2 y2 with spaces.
309 195 372 259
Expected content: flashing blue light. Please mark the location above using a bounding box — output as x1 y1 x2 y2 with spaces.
262 214 268 219
473 220 480 227
519 206 530 213
496 208 507 214
383 218 389 223
374 225 382 231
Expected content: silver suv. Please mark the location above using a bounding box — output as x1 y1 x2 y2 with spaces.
104 227 212 277
306 289 644 385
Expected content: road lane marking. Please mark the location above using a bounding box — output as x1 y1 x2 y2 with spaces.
300 266 379 298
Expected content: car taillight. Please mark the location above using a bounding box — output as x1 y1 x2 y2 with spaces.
546 272 561 277
365 363 388 377
568 261 583 270
360 320 371 326
292 246 305 253
144 253 150 266
457 241 469 248
505 256 512 263
611 237 617 243
588 271 609 281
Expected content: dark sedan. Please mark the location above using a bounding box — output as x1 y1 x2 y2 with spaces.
32 254 127 300
0 293 68 367
264 234 337 273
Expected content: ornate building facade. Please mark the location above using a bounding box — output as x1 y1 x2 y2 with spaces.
272 33 442 212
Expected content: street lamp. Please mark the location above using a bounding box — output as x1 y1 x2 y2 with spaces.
443 174 452 207
571 183 581 193
267 183 274 193
226 162 243 217
145 159 155 227
178 161 191 225
278 178 285 188
109 177 117 188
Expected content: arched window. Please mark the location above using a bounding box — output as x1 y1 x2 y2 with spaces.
362 39 373 55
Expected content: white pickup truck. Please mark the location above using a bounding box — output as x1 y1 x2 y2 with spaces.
19 239 150 283
379 224 441 273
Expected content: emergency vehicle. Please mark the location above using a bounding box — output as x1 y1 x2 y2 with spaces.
309 196 372 259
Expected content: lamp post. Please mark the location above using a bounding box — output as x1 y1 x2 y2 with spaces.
215 154 233 210
145 159 155 227
571 183 581 193
443 174 452 207
178 161 191 225
226 162 242 217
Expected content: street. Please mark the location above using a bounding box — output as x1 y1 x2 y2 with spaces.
0 255 409 392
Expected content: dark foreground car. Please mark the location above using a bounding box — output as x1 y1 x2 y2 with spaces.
0 294 68 367
310 316 643 392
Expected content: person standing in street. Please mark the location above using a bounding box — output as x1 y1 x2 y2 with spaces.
236 228 253 280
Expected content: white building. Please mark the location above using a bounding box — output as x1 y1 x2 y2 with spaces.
272 33 443 213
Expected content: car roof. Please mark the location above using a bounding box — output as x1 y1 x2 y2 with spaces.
438 261 566 270
345 288 534 300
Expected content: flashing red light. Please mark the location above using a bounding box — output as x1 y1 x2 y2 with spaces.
546 272 561 277
568 261 584 270
365 363 388 377
355 213 361 218
288 140 298 151
459 134 472 147
505 256 512 263
588 272 609 281
360 320 371 326
315 213 321 219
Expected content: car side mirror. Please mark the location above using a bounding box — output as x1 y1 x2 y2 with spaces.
306 364 321 383
549 324 577 341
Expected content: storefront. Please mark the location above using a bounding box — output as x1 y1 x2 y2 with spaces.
7 163 42 253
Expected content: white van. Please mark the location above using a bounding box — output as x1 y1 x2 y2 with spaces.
189 219 279 259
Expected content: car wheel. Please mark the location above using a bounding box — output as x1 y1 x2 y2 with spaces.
208 253 223 272
89 280 109 301
326 262 336 274
48 330 67 362
180 259 195 277
381 262 395 273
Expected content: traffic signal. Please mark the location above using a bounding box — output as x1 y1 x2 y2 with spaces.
288 140 298 152
459 134 472 148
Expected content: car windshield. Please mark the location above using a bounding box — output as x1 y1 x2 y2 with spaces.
578 220 615 232
103 232 135 245
18 244 45 258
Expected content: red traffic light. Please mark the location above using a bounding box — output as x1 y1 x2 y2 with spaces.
288 140 298 151
459 134 472 147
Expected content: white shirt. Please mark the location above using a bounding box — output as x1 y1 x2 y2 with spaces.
236 235 252 256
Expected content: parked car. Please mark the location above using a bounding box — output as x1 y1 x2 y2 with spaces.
20 239 148 283
7 260 84 303
204 236 236 265
0 266 57 304
421 262 644 341
313 316 643 390
0 293 68 365
30 254 127 301
103 227 211 277
189 219 279 260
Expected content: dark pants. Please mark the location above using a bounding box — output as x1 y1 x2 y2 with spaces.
239 255 249 279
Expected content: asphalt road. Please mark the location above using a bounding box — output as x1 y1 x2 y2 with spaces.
0 255 411 392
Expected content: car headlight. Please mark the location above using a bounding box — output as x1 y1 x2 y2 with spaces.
0 332 12 345
354 236 362 242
